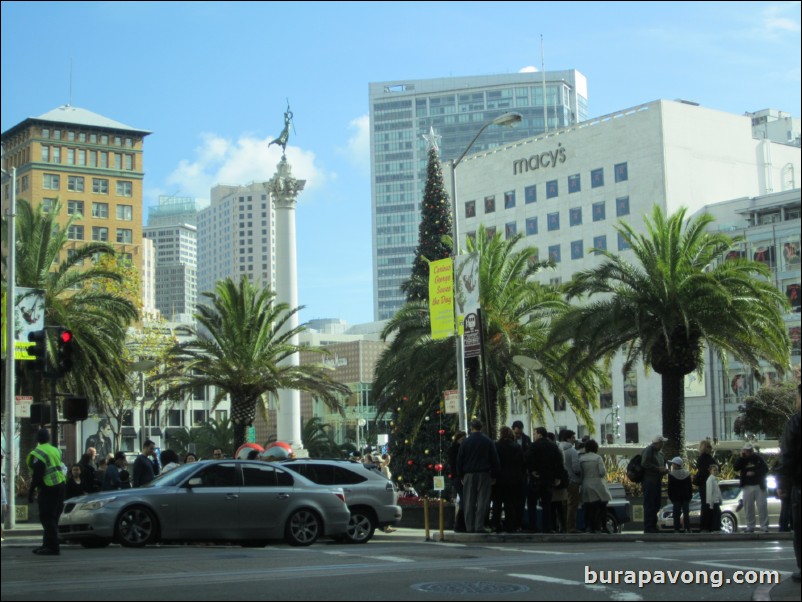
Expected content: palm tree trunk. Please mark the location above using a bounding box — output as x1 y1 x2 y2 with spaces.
660 372 686 459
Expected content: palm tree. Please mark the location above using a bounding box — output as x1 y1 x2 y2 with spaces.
153 277 351 447
549 206 790 456
374 226 604 439
4 199 138 404
301 417 343 458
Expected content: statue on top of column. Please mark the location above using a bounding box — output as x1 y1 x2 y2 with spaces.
269 101 294 156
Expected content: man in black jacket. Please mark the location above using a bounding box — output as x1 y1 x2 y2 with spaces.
133 440 160 488
457 420 500 533
734 442 770 533
524 427 564 533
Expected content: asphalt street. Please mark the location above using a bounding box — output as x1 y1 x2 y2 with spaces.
1 529 798 601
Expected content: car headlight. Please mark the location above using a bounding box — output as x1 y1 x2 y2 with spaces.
78 497 118 511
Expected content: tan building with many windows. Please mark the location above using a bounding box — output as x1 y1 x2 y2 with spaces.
2 105 150 273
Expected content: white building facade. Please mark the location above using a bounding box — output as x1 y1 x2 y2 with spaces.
197 182 276 301
455 99 801 443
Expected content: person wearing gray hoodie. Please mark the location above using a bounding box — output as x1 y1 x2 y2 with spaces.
667 456 693 532
558 430 582 533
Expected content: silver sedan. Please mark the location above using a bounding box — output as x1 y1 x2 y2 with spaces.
59 460 351 547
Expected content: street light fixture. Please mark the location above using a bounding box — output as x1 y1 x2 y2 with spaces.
603 404 621 443
449 112 523 432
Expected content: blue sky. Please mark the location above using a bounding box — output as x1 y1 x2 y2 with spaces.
2 1 800 326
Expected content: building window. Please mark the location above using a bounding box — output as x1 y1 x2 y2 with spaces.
68 176 84 192
66 249 83 265
99 152 108 168
92 178 109 194
116 181 133 197
43 174 60 190
568 174 581 193
571 240 584 260
599 380 613 409
593 235 607 255
504 191 516 209
548 244 561 263
117 228 133 244
41 146 50 162
525 185 536 204
553 396 566 412
624 372 638 407
465 200 476 218
67 225 84 240
616 196 630 217
484 195 495 214
92 226 109 242
617 232 631 251
591 168 604 188
67 200 84 216
592 201 606 222
117 205 133 221
505 222 517 239
547 212 560 231
486 226 496 239
67 148 75 164
125 154 134 170
525 216 538 236
625 422 639 444
569 207 582 226
42 198 56 212
546 180 558 199
615 162 628 182
92 202 109 218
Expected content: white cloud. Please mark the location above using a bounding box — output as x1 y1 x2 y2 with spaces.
339 114 370 174
519 65 539 73
166 133 328 202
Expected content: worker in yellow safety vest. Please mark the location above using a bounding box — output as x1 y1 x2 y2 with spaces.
27 429 67 556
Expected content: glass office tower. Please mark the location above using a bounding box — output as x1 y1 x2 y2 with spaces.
370 71 588 320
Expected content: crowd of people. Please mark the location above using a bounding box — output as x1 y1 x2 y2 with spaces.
449 419 616 534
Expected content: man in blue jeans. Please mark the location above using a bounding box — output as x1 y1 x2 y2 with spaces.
641 435 668 533
457 420 500 533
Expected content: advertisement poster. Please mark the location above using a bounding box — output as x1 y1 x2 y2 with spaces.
429 258 454 340
14 287 45 360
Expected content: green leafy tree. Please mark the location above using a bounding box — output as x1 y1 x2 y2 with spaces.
374 226 604 441
166 417 236 458
401 143 453 303
301 417 344 458
549 206 790 457
3 199 138 416
153 276 351 447
734 380 797 438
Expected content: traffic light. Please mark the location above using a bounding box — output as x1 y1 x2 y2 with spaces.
55 327 75 376
27 329 47 373
64 396 88 422
30 403 51 424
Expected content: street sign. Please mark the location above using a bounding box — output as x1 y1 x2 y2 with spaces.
444 390 459 414
15 395 33 418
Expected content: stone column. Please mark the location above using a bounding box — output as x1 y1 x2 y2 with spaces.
267 157 305 451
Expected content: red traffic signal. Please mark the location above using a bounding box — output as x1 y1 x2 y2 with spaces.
55 327 75 376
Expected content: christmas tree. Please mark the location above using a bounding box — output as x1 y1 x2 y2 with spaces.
388 397 452 497
402 129 453 303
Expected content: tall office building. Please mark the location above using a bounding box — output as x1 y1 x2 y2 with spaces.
196 182 276 302
143 195 199 322
1 105 150 274
370 71 588 319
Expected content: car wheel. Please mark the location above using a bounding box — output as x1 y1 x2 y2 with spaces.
605 513 620 534
79 538 111 549
720 512 737 534
115 506 158 547
344 508 376 544
285 509 322 546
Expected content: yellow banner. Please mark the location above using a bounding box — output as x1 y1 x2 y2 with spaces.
429 258 455 340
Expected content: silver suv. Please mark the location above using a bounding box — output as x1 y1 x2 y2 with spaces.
281 459 401 543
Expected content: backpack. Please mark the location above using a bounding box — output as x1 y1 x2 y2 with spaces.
626 454 644 483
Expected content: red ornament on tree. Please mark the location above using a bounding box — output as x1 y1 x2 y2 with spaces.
407 460 414 466
438 429 446 435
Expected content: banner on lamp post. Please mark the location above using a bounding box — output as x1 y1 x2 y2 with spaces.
454 253 480 335
429 257 455 340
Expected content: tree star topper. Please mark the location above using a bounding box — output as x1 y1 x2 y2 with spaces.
422 126 441 151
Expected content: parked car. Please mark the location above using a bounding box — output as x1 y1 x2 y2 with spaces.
59 460 351 548
527 482 632 533
658 477 782 533
280 458 402 543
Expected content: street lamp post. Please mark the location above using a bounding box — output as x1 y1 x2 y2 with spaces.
603 404 621 443
449 113 523 432
3 166 17 530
